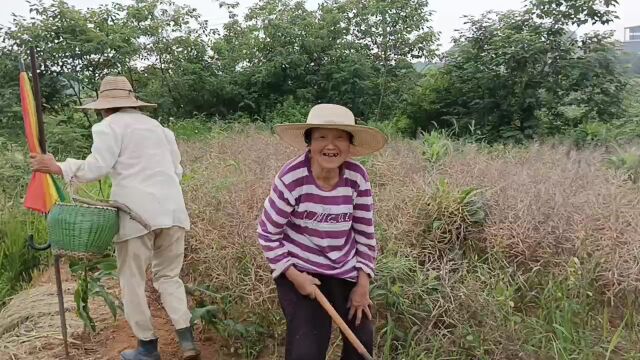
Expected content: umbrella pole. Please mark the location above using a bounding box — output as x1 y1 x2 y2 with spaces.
29 46 70 360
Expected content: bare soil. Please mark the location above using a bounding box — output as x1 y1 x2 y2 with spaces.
1 263 239 360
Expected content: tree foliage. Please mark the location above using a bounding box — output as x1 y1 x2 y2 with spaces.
404 0 628 142
0 0 437 126
0 0 633 144
618 52 640 76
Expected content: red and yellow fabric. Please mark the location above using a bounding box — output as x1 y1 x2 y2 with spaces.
20 67 66 213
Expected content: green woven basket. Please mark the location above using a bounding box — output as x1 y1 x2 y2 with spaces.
47 202 119 256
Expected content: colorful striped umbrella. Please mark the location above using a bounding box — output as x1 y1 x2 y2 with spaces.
19 61 66 213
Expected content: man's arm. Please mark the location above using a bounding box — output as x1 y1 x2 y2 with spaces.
56 122 121 183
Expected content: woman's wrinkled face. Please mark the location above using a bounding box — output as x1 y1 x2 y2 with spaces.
309 128 352 169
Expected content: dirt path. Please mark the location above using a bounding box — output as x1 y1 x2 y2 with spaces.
73 273 245 360
0 263 239 360
88 279 225 360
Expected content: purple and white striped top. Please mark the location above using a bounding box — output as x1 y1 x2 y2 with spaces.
257 151 377 282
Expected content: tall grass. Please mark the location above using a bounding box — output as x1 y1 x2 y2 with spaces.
0 123 107 309
0 206 49 308
0 137 48 308
179 128 640 358
2 120 639 358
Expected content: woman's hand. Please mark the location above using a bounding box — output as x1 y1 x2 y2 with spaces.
348 271 373 326
286 267 321 299
30 153 62 175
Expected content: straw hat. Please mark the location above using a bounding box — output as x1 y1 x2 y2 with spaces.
76 75 156 110
274 104 387 157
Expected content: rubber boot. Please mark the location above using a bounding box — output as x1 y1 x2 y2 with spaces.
120 338 161 360
176 326 201 359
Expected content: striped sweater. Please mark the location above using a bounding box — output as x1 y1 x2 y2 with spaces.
257 151 377 282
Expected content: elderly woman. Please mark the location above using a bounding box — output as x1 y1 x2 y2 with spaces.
257 104 387 360
30 76 199 360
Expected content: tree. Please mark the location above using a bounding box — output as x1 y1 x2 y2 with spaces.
125 0 215 117
343 0 437 121
405 0 627 142
618 52 640 77
0 50 23 137
2 0 140 108
0 0 439 124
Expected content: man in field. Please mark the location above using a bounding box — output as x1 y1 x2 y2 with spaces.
30 75 200 360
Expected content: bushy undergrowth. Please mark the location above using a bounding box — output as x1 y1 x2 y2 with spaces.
607 145 640 184
2 120 639 358
0 138 47 308
178 128 640 359
0 205 49 308
0 121 107 309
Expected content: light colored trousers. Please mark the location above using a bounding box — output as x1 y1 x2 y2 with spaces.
115 226 192 340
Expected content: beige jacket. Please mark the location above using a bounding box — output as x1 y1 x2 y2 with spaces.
58 109 190 241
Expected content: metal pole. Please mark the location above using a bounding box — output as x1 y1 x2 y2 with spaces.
29 46 70 360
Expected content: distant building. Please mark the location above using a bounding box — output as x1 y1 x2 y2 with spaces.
623 25 640 53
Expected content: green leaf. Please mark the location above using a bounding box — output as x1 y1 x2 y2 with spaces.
190 305 218 326
74 277 96 332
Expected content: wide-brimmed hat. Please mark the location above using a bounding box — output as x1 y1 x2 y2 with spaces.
76 75 156 110
274 104 387 157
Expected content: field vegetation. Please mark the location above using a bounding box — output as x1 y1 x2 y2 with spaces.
1 0 640 358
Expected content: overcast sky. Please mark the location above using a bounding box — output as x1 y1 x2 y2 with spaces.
2 0 639 51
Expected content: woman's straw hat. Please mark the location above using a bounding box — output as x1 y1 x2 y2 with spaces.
76 75 156 110
274 104 387 157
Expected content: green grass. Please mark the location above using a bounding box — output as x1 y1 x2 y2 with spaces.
607 145 640 184
369 251 640 359
2 123 640 359
167 116 272 141
421 129 454 164
0 207 49 308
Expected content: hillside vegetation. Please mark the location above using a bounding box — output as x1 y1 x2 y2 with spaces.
1 0 640 358
172 126 639 359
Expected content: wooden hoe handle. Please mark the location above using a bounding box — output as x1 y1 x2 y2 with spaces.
313 286 374 360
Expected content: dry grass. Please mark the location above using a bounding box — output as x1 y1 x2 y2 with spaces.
180 129 431 299
3 127 638 359
179 127 298 346
175 127 640 357
442 143 640 296
178 129 438 356
0 280 112 360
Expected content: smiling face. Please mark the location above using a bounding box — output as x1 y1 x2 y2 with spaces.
308 128 353 169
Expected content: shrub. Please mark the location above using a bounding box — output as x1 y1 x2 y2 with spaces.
411 178 486 259
0 207 48 308
565 120 640 148
421 130 453 164
265 97 309 124
607 145 640 184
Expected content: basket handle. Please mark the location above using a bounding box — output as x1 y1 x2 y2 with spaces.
72 195 153 232
66 180 152 232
